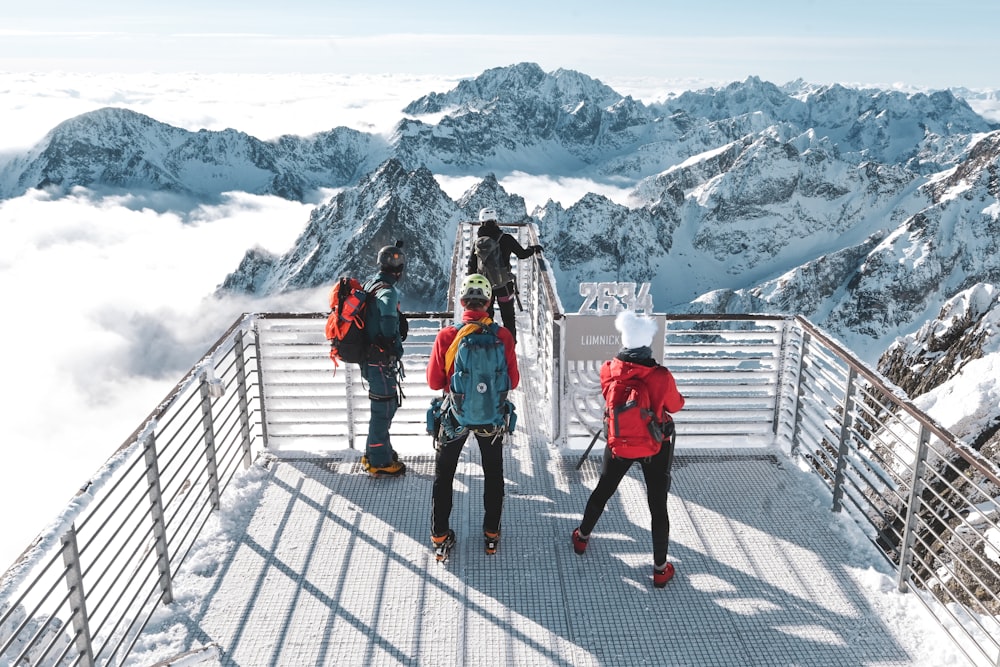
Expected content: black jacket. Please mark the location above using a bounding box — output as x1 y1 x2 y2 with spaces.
466 222 535 277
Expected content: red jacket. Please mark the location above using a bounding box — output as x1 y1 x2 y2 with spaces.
427 310 520 392
600 357 684 452
601 357 684 415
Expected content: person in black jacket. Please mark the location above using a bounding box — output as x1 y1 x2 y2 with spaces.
466 207 542 343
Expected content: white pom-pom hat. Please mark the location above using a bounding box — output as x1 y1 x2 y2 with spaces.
615 310 658 349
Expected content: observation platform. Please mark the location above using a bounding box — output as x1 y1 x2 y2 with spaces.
7 219 977 666
145 374 935 666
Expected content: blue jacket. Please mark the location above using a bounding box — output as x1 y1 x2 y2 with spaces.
366 272 404 358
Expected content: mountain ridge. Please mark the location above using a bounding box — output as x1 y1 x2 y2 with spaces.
3 63 999 366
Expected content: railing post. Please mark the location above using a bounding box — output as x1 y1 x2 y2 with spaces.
553 316 564 445
770 319 789 436
234 332 254 469
790 329 811 457
830 366 858 512
61 526 95 667
896 423 930 593
142 432 174 604
345 364 357 450
252 320 270 450
199 375 222 510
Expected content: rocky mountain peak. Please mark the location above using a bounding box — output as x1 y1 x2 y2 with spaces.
220 158 464 309
878 284 1000 398
455 173 528 223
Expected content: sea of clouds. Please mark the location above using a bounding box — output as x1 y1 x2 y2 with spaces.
1 70 997 570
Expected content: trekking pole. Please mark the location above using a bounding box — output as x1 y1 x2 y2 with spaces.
575 430 603 470
664 430 677 495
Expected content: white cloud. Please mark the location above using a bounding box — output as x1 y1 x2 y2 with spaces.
0 187 311 567
0 71 465 149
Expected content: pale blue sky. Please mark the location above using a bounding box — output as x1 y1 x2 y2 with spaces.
0 1 996 90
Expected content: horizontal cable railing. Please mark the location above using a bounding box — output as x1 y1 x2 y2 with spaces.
255 312 450 456
561 314 787 448
0 316 263 667
2 242 1000 665
789 316 1000 667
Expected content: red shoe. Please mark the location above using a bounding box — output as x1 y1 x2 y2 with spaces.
653 562 675 588
484 531 500 555
571 528 589 555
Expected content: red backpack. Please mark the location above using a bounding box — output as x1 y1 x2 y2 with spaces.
325 277 384 370
603 376 668 459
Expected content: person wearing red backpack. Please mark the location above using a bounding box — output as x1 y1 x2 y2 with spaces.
359 243 409 478
571 310 685 588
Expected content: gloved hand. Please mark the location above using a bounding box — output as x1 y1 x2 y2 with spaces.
530 244 544 254
398 313 409 341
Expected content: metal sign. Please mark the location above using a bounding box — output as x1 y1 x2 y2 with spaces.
578 282 653 314
565 282 663 360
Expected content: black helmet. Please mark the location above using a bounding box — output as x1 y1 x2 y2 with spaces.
377 243 405 272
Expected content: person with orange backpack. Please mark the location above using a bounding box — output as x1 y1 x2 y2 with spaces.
358 242 409 478
425 274 520 561
571 310 685 588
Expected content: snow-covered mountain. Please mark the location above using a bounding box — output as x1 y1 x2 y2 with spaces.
701 130 1000 352
3 62 999 364
218 159 461 306
879 283 1000 452
0 107 388 201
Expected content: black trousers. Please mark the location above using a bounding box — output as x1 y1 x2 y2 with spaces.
488 283 518 342
431 430 505 537
579 444 672 564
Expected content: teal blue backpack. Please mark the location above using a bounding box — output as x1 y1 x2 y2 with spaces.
446 321 513 434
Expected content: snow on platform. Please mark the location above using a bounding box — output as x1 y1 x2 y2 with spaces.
130 384 958 666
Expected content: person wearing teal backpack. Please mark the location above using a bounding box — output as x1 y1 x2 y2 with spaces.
425 274 520 561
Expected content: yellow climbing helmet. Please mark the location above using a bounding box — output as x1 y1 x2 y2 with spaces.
460 273 492 304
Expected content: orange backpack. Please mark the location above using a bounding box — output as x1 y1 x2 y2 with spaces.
325 277 384 369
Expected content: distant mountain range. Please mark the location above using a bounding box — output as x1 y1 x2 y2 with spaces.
3 62 999 371
6 63 998 605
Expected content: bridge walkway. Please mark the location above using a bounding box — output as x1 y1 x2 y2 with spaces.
144 335 934 667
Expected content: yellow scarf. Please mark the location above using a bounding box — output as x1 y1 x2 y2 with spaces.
444 318 494 373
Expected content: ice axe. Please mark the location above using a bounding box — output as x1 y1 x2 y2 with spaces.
575 429 604 470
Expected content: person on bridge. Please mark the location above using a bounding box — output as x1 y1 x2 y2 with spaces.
466 207 543 344
571 310 685 588
426 274 520 560
359 242 409 478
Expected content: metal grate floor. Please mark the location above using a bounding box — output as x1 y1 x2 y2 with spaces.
148 397 942 666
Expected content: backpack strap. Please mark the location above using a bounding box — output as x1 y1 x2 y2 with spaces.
363 279 390 296
444 319 495 374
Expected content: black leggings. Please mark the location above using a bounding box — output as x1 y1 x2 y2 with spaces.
432 430 505 537
488 291 518 342
580 445 672 564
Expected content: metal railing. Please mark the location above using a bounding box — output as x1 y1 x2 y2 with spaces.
785 317 1000 667
2 222 999 665
559 314 789 448
0 316 264 666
